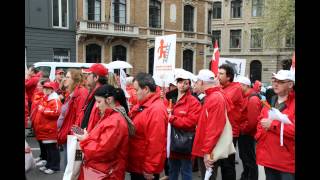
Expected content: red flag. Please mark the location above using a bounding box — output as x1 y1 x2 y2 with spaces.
290 51 295 74
210 40 220 76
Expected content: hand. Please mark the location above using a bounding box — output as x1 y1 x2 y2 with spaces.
204 154 214 169
143 172 154 180
261 118 272 130
38 105 44 111
74 128 88 141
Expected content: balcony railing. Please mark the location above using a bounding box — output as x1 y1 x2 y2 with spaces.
184 32 196 39
149 28 163 36
77 20 139 36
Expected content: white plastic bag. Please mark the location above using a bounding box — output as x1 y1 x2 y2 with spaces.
25 140 35 172
63 135 82 180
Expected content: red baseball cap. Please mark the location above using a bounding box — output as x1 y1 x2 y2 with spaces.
81 68 91 74
55 69 64 75
43 82 56 89
86 63 108 76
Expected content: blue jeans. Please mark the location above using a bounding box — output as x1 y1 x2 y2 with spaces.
169 159 192 180
61 143 67 171
265 167 295 180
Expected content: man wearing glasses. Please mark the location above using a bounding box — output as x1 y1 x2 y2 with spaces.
255 70 295 180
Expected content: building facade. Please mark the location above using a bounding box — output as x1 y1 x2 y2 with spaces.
25 0 77 66
76 0 213 75
209 0 294 84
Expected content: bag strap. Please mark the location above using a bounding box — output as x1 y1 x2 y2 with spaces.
113 107 136 136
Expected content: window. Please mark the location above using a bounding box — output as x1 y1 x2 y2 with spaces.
212 30 221 48
112 0 126 24
53 48 70 62
112 45 127 62
230 30 241 48
208 10 212 34
87 0 101 21
184 5 194 32
285 35 295 48
149 0 161 28
231 0 242 18
252 0 264 17
183 50 193 72
250 29 263 48
86 44 101 63
53 0 68 28
212 2 221 19
149 48 155 75
250 60 262 82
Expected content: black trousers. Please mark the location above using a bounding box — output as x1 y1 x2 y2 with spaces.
43 143 60 171
264 167 295 180
130 172 160 180
197 157 217 180
238 134 258 180
38 140 47 161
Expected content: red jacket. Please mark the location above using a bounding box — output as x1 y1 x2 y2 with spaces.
25 91 29 128
240 89 262 136
168 90 201 159
78 109 129 180
30 89 44 124
222 82 244 137
255 93 295 173
25 72 41 103
57 86 88 145
192 87 233 157
127 93 168 174
33 92 62 140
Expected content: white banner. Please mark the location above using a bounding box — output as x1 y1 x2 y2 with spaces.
153 34 176 87
219 58 246 79
120 69 129 98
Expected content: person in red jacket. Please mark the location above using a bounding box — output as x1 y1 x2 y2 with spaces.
236 76 262 180
126 76 138 110
255 70 295 180
56 69 89 170
75 84 134 180
167 70 201 180
128 73 168 180
25 66 42 108
25 91 29 129
218 64 244 179
33 82 62 174
192 69 233 180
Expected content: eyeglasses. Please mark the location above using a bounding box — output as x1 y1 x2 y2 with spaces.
271 79 291 84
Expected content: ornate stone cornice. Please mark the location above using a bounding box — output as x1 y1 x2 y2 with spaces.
147 40 155 49
183 0 198 6
182 42 196 50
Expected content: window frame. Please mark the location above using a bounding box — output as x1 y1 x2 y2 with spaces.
52 0 69 29
212 30 221 48
53 48 71 62
149 0 161 28
184 5 194 32
250 28 263 49
112 0 126 24
212 2 222 19
230 29 242 49
252 0 264 17
87 0 101 21
231 0 242 19
183 49 194 73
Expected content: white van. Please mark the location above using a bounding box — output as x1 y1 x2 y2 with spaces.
33 62 105 81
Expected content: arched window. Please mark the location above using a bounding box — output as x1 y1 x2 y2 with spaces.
250 60 262 82
112 45 126 61
184 5 194 31
112 0 126 24
183 49 193 72
86 44 101 63
149 0 161 28
149 48 154 75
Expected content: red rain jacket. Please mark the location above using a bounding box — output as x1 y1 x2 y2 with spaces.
239 89 262 136
57 86 88 145
78 109 129 180
192 87 233 157
25 91 29 128
127 93 168 174
168 90 201 159
25 72 41 103
33 92 62 140
255 93 295 173
222 82 244 137
126 85 138 110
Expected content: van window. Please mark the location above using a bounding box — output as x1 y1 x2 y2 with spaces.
35 66 51 78
56 66 83 74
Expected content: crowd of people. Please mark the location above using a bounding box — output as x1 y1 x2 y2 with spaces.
25 63 295 180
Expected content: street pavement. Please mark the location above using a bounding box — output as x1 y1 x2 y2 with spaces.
26 130 266 180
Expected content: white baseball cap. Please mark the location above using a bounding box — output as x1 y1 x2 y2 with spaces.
196 69 215 82
175 69 191 80
272 70 295 82
236 76 251 86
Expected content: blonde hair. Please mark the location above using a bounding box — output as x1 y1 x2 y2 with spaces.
67 69 83 92
107 72 119 88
